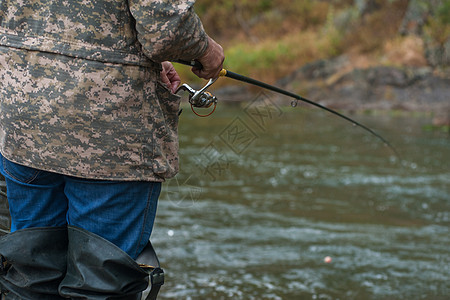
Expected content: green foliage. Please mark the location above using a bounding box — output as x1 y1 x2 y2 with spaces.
225 41 290 76
437 0 450 24
322 6 343 56
424 0 450 46
258 0 273 11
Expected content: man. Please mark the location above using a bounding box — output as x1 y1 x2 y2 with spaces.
0 0 224 298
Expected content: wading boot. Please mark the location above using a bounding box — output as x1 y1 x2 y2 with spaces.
58 226 164 300
0 226 68 299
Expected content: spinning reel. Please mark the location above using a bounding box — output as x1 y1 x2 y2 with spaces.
176 78 218 117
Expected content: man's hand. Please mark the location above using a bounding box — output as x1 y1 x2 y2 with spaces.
161 61 181 93
192 36 225 79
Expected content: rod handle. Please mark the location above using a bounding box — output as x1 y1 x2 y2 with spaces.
175 60 227 78
175 60 203 70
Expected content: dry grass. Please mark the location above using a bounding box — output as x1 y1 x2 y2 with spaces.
177 0 431 85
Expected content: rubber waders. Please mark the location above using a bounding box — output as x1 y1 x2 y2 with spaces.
0 225 163 299
0 226 68 300
58 226 163 300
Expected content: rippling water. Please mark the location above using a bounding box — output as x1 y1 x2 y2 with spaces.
153 101 449 300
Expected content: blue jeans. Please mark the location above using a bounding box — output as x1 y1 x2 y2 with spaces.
0 154 161 259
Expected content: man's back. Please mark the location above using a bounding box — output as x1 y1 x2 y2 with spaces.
0 0 209 181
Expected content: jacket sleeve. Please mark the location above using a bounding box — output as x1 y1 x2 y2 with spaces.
129 0 209 63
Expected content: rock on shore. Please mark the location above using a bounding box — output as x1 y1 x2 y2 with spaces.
215 55 450 126
278 55 449 113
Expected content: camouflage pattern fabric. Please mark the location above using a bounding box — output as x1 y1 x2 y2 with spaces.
0 0 209 181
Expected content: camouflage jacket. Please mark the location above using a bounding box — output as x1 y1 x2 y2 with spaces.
0 0 209 181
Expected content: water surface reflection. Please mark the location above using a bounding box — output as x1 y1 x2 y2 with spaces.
154 104 449 299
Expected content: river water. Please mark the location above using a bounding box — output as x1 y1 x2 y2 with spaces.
153 99 449 300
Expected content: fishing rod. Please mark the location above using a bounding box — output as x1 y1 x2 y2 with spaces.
175 60 401 160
